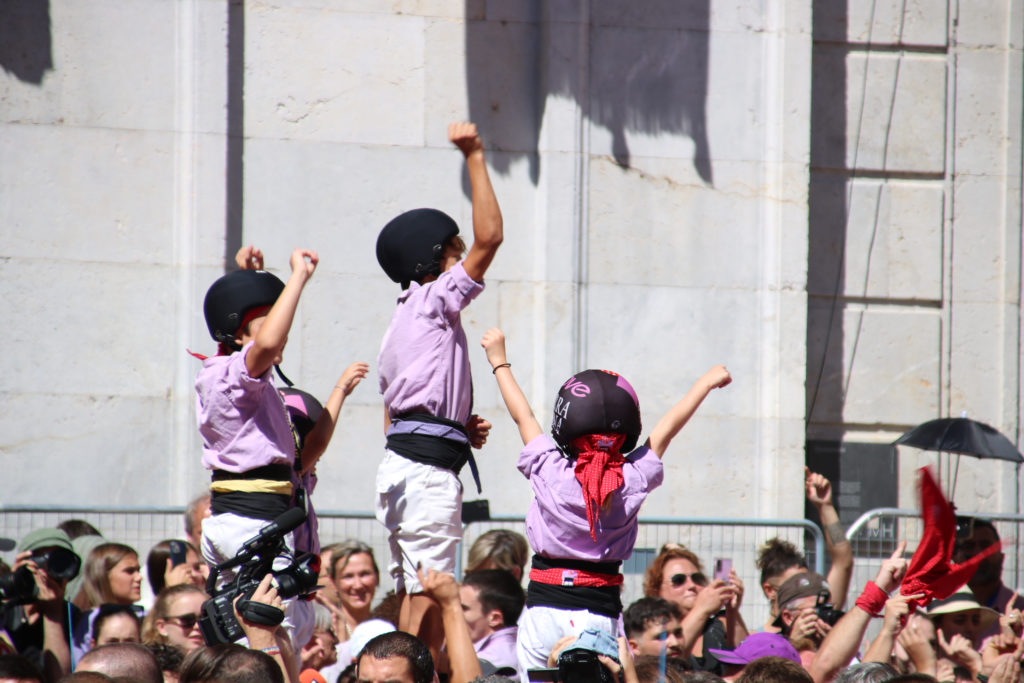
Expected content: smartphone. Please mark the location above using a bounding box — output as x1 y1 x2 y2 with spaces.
714 557 732 582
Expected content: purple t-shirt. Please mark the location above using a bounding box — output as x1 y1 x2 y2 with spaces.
474 625 518 674
195 341 295 472
377 261 484 423
518 434 664 562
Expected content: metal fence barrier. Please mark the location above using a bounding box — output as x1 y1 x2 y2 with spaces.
844 508 1024 608
0 505 823 630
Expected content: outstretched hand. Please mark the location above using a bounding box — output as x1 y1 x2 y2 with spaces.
466 414 491 449
236 244 264 270
449 122 483 158
336 362 369 397
875 540 908 594
703 365 731 390
289 248 318 280
805 467 834 507
416 565 460 608
480 328 507 368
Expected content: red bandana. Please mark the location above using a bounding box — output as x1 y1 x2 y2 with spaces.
572 433 626 542
900 466 1002 610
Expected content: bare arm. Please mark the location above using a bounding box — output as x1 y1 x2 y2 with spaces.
450 122 503 282
246 249 317 378
809 542 907 683
299 362 369 474
418 567 482 683
806 467 854 609
679 581 735 656
236 574 297 683
647 366 731 458
480 328 542 445
862 593 916 664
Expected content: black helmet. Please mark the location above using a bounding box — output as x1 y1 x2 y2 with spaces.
551 369 642 453
203 270 285 349
376 208 459 288
280 387 323 451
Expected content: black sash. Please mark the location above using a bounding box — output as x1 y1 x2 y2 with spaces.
526 555 623 618
386 413 482 493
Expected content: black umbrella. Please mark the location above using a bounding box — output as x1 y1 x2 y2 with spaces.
895 417 1023 463
894 417 1023 499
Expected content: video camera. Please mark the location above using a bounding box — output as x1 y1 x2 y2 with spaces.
528 628 620 683
198 507 320 644
0 548 81 605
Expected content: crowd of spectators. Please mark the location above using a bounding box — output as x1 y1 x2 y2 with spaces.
1 470 1021 683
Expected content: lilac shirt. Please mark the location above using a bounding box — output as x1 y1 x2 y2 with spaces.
474 625 519 674
195 341 295 472
377 261 484 423
518 434 664 562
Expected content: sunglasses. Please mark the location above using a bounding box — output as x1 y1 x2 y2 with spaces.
165 613 200 631
668 572 708 587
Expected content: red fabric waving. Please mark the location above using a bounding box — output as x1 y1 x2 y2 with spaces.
900 466 1002 610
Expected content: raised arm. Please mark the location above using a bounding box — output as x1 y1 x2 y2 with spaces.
417 567 482 683
481 328 542 445
647 366 731 458
451 122 503 283
299 362 370 474
246 248 317 378
805 467 854 609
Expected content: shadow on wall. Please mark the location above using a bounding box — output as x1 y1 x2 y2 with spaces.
0 1 53 84
464 2 712 187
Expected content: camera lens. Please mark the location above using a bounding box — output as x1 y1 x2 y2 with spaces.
36 548 81 581
0 566 38 603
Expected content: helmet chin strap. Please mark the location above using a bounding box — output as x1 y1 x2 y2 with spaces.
274 365 294 387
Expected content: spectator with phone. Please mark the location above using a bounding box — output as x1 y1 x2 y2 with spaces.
643 544 748 674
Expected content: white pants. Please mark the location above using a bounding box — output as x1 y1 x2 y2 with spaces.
201 511 315 652
375 449 462 593
515 605 622 683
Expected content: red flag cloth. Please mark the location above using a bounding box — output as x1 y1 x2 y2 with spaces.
900 466 1002 610
572 433 627 542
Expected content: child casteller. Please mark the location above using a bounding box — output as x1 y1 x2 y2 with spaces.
194 247 366 655
375 122 503 643
480 327 732 676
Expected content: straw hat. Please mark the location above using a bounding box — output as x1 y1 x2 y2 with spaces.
925 587 999 632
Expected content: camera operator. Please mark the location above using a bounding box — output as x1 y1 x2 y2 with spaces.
232 572 296 683
0 528 82 681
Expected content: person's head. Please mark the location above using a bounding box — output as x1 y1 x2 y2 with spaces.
179 643 284 683
80 543 142 608
145 643 185 683
926 587 999 647
734 656 812 683
184 495 211 551
465 530 529 581
550 370 642 456
355 631 436 683
317 543 344 607
632 655 686 683
144 584 208 654
708 632 801 679
833 662 899 683
203 269 285 356
954 517 1003 586
756 538 808 613
775 572 831 649
76 643 162 683
90 604 142 647
644 544 707 615
624 597 685 658
57 519 102 541
17 527 81 596
57 673 113 683
146 540 204 595
330 540 380 617
376 208 463 289
301 603 339 671
0 654 44 683
459 570 525 643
